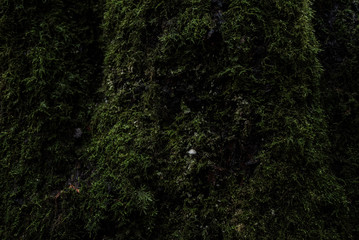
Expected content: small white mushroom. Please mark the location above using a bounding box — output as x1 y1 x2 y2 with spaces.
73 128 82 139
187 149 197 155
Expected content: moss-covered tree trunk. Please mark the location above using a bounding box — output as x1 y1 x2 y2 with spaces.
0 0 102 238
0 0 357 239
314 0 359 238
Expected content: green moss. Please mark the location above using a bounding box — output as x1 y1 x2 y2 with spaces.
0 0 102 239
314 0 359 238
0 0 357 239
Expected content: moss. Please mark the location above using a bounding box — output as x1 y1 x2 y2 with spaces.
314 0 359 238
0 0 102 239
85 0 350 239
0 0 357 239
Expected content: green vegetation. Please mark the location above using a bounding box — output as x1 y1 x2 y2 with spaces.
0 0 358 239
0 0 102 239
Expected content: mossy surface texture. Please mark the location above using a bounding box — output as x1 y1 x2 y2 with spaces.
0 0 358 239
